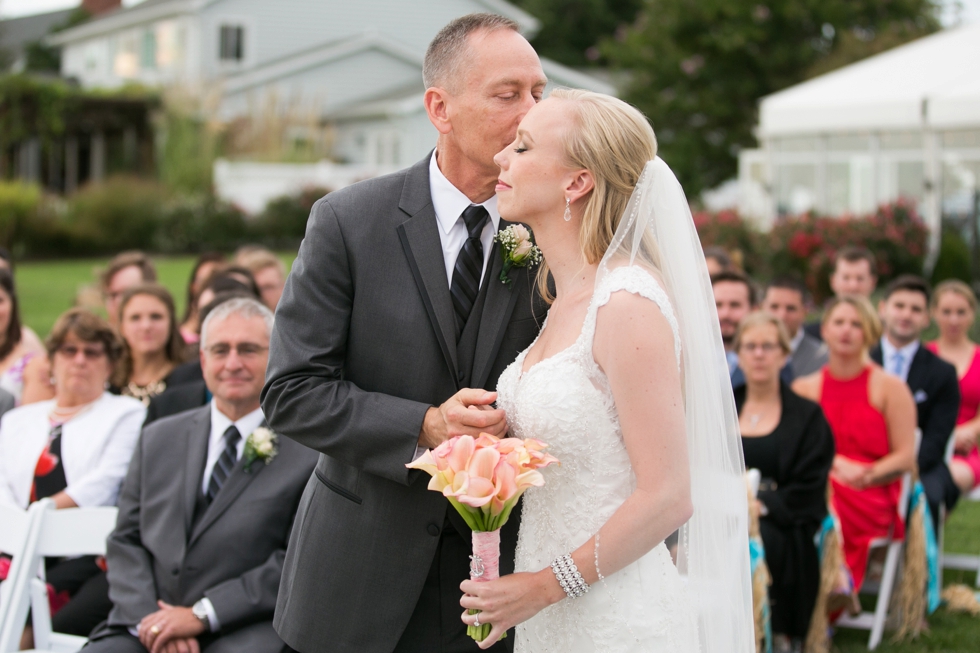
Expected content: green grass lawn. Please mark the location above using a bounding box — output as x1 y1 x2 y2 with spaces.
10 257 980 650
15 253 296 337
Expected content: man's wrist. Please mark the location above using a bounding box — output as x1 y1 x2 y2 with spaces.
192 599 217 633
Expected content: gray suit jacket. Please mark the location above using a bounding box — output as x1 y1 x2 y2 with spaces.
0 388 14 419
93 405 316 649
791 333 828 378
262 155 547 652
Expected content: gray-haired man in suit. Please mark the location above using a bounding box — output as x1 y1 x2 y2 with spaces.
85 297 317 653
262 13 549 653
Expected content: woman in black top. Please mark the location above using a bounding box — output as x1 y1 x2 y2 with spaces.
734 312 835 649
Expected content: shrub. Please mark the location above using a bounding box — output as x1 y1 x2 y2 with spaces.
692 209 766 275
157 195 249 253
768 199 928 302
0 181 42 249
931 227 972 286
64 176 170 254
252 186 330 248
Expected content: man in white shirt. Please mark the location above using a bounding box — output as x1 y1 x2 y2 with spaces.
871 275 960 526
86 297 317 653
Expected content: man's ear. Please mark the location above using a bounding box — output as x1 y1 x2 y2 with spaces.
424 87 453 136
564 170 595 205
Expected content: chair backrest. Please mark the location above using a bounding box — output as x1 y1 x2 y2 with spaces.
33 507 118 558
0 504 31 559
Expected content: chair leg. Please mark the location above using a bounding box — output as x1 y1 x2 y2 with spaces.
30 577 53 651
868 541 903 650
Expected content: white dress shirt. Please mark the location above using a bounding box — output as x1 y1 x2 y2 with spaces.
881 337 919 382
201 402 265 495
187 401 265 633
429 151 501 287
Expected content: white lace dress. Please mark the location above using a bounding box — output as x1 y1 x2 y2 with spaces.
496 266 699 653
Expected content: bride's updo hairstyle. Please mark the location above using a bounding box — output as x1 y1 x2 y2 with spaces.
539 89 658 301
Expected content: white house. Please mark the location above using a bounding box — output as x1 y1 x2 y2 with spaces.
48 0 613 173
737 21 980 267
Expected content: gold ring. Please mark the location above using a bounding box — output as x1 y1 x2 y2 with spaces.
150 625 161 635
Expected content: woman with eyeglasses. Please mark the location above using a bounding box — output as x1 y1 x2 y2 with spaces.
113 284 187 405
793 297 916 610
734 312 835 649
0 308 146 644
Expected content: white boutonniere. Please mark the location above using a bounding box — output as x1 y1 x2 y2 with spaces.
494 224 542 285
244 427 278 473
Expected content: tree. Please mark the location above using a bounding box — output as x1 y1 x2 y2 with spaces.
603 0 941 199
512 0 644 67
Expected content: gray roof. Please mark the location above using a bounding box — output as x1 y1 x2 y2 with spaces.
0 9 75 56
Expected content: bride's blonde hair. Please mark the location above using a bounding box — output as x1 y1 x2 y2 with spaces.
538 89 658 302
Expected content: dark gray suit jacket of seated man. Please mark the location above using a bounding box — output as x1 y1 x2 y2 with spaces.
261 155 548 653
83 404 317 653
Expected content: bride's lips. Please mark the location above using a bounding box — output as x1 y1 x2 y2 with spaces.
495 179 512 192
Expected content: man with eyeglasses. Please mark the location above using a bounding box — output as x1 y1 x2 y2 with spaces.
86 297 316 653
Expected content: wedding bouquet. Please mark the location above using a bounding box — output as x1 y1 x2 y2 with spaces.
407 432 558 641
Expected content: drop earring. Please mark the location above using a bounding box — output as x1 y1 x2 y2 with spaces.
563 197 572 222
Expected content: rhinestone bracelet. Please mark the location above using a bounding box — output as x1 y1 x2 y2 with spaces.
551 553 590 599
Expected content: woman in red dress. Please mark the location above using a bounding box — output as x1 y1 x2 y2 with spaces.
928 280 980 494
793 296 917 593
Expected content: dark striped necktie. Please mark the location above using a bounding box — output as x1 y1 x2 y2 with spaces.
450 205 489 338
206 425 241 504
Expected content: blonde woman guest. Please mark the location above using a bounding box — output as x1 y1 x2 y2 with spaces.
113 284 186 405
236 247 287 311
0 267 48 403
793 297 916 595
0 309 145 639
734 312 834 647
928 280 980 494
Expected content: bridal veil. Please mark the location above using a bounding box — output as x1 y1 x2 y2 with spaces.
595 157 755 653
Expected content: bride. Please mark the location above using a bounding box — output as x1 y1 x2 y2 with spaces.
458 89 754 652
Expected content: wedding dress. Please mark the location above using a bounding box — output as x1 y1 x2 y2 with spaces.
496 265 699 653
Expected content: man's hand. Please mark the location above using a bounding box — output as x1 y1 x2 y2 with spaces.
138 601 206 653
418 388 507 450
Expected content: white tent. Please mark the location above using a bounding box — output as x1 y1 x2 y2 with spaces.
740 22 980 268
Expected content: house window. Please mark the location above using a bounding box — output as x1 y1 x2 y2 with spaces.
219 25 245 62
141 28 157 70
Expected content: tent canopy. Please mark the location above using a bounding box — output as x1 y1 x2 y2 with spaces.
759 22 980 137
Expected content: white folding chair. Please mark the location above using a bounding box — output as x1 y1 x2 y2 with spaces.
0 502 46 653
835 429 920 650
1 499 118 653
940 433 980 588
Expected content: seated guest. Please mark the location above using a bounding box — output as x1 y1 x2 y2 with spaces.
0 309 145 641
236 247 287 311
793 297 916 597
179 253 227 346
144 292 255 426
85 297 317 653
712 270 757 376
0 268 50 404
928 280 980 497
101 252 157 329
113 285 187 405
804 247 878 340
734 312 834 649
871 275 959 524
763 276 828 378
704 246 734 277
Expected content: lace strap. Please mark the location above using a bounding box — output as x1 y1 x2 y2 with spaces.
583 266 682 368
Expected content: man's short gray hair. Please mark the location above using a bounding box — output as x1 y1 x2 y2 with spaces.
200 296 274 349
423 13 520 91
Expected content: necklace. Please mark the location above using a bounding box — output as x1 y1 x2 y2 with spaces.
49 398 98 424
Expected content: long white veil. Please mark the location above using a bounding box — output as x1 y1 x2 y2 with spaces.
595 157 755 653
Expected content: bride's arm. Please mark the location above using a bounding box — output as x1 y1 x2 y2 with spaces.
460 291 692 647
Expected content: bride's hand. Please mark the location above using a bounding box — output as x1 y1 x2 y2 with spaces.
460 570 564 649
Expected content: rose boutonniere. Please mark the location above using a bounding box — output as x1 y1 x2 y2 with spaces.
243 427 278 473
494 224 542 285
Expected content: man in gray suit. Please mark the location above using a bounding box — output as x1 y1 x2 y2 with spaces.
262 13 548 653
85 298 317 653
763 277 828 379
